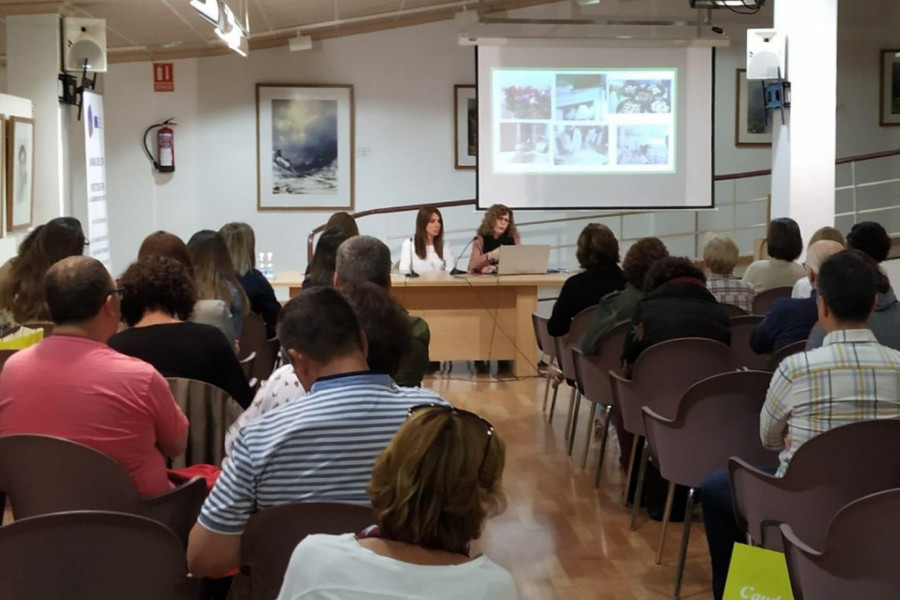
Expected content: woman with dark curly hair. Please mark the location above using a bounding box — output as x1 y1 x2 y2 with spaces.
275 405 516 600
621 256 730 370
107 255 252 408
548 223 625 336
468 204 521 274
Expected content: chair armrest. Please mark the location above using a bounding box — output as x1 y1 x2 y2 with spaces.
779 523 822 557
142 476 207 547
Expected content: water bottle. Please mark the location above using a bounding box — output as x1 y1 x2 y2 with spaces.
265 252 274 280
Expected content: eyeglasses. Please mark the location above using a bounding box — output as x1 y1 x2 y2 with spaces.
83 240 91 247
407 404 495 475
108 287 125 299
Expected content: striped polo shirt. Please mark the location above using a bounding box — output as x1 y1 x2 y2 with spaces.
199 371 447 535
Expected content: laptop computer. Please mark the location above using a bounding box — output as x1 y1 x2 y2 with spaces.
497 244 551 275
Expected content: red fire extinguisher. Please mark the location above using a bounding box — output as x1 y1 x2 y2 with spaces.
143 118 177 173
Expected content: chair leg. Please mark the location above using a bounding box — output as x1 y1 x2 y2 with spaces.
655 482 676 565
672 488 696 599
630 438 649 531
594 405 612 488
547 378 561 424
622 434 640 506
580 402 598 468
542 371 552 412
567 392 581 456
563 386 576 440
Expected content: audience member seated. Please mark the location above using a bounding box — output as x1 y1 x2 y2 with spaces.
702 235 754 313
188 230 250 342
622 256 730 372
139 230 237 345
107 255 253 409
0 217 86 324
468 204 521 275
186 287 447 578
0 256 188 496
547 223 625 337
325 211 359 238
749 240 843 354
741 218 806 293
807 222 900 349
399 206 456 273
275 405 516 600
699 249 900 600
219 222 281 338
791 226 846 299
580 237 668 355
303 227 353 289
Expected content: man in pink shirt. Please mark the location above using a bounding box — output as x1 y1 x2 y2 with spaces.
0 255 189 496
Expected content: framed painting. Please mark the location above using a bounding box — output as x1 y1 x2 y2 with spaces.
7 116 33 232
454 84 477 169
879 49 900 126
256 84 354 211
735 69 772 147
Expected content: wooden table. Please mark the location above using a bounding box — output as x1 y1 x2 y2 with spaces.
272 271 569 377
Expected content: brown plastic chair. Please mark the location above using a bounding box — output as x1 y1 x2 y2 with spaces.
239 350 257 379
609 337 736 530
642 370 779 598
730 419 900 551
240 311 280 382
768 339 807 371
729 314 770 370
752 286 793 315
242 502 374 600
719 303 750 317
552 304 598 455
0 510 200 600
167 377 244 468
0 434 205 545
532 313 562 418
571 320 630 486
781 487 900 600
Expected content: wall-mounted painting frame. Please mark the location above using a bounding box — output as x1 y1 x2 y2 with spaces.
454 84 477 169
256 84 354 211
735 69 772 147
879 49 900 126
7 116 34 232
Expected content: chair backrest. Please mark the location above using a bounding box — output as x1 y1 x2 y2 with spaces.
240 311 280 381
730 419 900 550
554 304 599 381
752 286 793 315
781 487 900 600
0 510 199 600
532 313 557 360
729 314 770 371
571 320 630 404
611 338 737 437
719 303 750 317
641 371 779 489
242 502 374 600
239 350 257 379
768 339 807 371
166 377 243 468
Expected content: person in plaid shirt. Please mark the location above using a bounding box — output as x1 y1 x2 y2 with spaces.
702 236 754 313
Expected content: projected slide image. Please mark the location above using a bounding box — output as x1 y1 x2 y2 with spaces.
616 125 670 166
554 125 609 166
608 79 672 114
498 123 551 165
555 74 608 121
497 71 553 119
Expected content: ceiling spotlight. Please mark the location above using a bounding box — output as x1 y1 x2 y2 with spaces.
690 0 765 8
289 35 313 52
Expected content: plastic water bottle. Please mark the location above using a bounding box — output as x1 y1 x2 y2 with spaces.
258 252 266 272
265 252 274 280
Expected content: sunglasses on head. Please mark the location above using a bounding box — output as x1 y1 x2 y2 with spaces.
407 404 495 475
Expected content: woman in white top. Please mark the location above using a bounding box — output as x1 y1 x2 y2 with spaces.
742 217 807 293
399 206 456 273
276 405 517 600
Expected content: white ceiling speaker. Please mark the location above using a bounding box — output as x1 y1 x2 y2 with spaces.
746 28 785 80
62 17 108 73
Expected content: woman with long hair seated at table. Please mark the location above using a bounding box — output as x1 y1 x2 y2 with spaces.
399 206 456 273
275 404 517 600
108 255 252 408
468 204 521 274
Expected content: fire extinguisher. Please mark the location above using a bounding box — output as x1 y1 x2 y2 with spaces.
143 118 177 173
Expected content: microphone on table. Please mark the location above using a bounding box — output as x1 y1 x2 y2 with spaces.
450 236 478 276
405 237 419 278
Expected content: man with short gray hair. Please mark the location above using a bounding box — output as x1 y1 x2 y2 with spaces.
334 235 392 289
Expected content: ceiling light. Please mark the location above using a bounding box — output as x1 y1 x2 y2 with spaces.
289 35 313 52
690 0 765 8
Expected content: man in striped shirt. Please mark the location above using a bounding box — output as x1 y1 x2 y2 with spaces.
187 287 448 577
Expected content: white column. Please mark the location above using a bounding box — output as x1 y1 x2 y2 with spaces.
770 0 838 242
6 13 66 226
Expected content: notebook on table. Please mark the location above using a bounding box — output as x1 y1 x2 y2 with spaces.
497 244 551 275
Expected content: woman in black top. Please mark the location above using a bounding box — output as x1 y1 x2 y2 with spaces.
108 255 253 408
547 223 626 336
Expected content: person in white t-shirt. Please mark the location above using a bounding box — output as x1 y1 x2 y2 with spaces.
399 206 456 273
275 404 517 600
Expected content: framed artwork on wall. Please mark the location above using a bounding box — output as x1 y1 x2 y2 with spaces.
454 84 477 169
7 116 34 232
256 84 354 211
879 49 900 126
735 69 772 147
